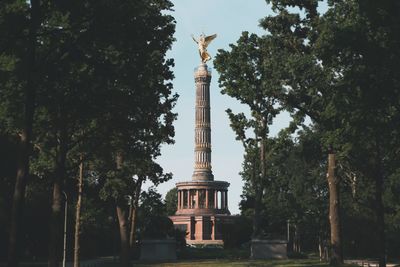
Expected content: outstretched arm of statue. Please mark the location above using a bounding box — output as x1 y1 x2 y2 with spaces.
191 34 198 44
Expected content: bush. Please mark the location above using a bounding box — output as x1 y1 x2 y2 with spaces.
222 216 252 248
140 216 174 239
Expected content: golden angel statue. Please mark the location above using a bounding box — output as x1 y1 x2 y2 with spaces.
192 33 217 63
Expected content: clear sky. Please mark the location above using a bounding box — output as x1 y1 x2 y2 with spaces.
145 0 292 214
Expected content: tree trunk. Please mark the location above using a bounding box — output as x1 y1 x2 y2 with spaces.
293 224 301 253
327 151 343 265
253 119 266 240
318 231 328 261
252 132 262 239
319 234 323 261
375 171 386 267
74 156 84 267
117 205 130 267
7 1 39 266
129 178 143 250
253 185 262 238
49 129 68 267
115 152 130 267
374 138 386 267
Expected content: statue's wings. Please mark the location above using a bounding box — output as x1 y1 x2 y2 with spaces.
204 34 217 46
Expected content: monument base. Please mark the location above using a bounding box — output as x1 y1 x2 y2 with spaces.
251 239 288 259
169 214 235 245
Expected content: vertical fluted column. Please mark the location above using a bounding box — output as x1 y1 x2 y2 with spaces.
214 190 218 209
187 190 190 209
177 191 181 210
225 191 228 209
192 64 214 181
182 190 185 208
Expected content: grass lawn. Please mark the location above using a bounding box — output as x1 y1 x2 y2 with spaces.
0 257 359 267
131 258 356 267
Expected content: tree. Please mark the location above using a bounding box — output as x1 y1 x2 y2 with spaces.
259 1 400 265
73 156 84 267
1 1 177 266
165 187 177 216
239 127 329 256
214 32 282 239
0 1 42 265
315 2 400 265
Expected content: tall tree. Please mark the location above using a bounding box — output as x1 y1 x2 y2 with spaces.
260 1 400 265
215 32 282 238
73 156 84 267
0 1 42 265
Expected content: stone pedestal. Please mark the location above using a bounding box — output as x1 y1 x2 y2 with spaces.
140 239 177 261
251 239 288 259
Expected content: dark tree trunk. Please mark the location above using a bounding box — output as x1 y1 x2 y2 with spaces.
129 178 143 250
253 185 262 238
318 234 323 261
293 224 301 253
327 151 343 265
7 2 40 266
375 172 386 267
74 156 84 267
115 152 130 267
252 130 263 239
48 129 68 267
374 138 386 267
253 118 267 240
117 205 130 267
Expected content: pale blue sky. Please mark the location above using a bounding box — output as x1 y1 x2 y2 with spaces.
147 0 292 214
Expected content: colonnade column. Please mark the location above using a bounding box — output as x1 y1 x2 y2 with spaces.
221 190 225 209
195 190 199 209
214 190 218 209
178 191 181 210
225 191 228 209
182 190 185 209
187 190 190 209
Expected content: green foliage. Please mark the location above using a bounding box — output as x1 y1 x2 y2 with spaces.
140 216 174 239
165 187 177 216
217 0 400 260
221 216 252 249
215 30 284 238
0 0 177 261
139 187 166 218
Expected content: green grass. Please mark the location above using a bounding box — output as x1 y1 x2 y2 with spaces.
0 257 359 267
128 247 357 267
131 258 356 267
177 247 250 260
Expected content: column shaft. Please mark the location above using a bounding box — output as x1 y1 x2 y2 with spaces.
177 190 181 210
187 190 190 209
193 65 214 181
